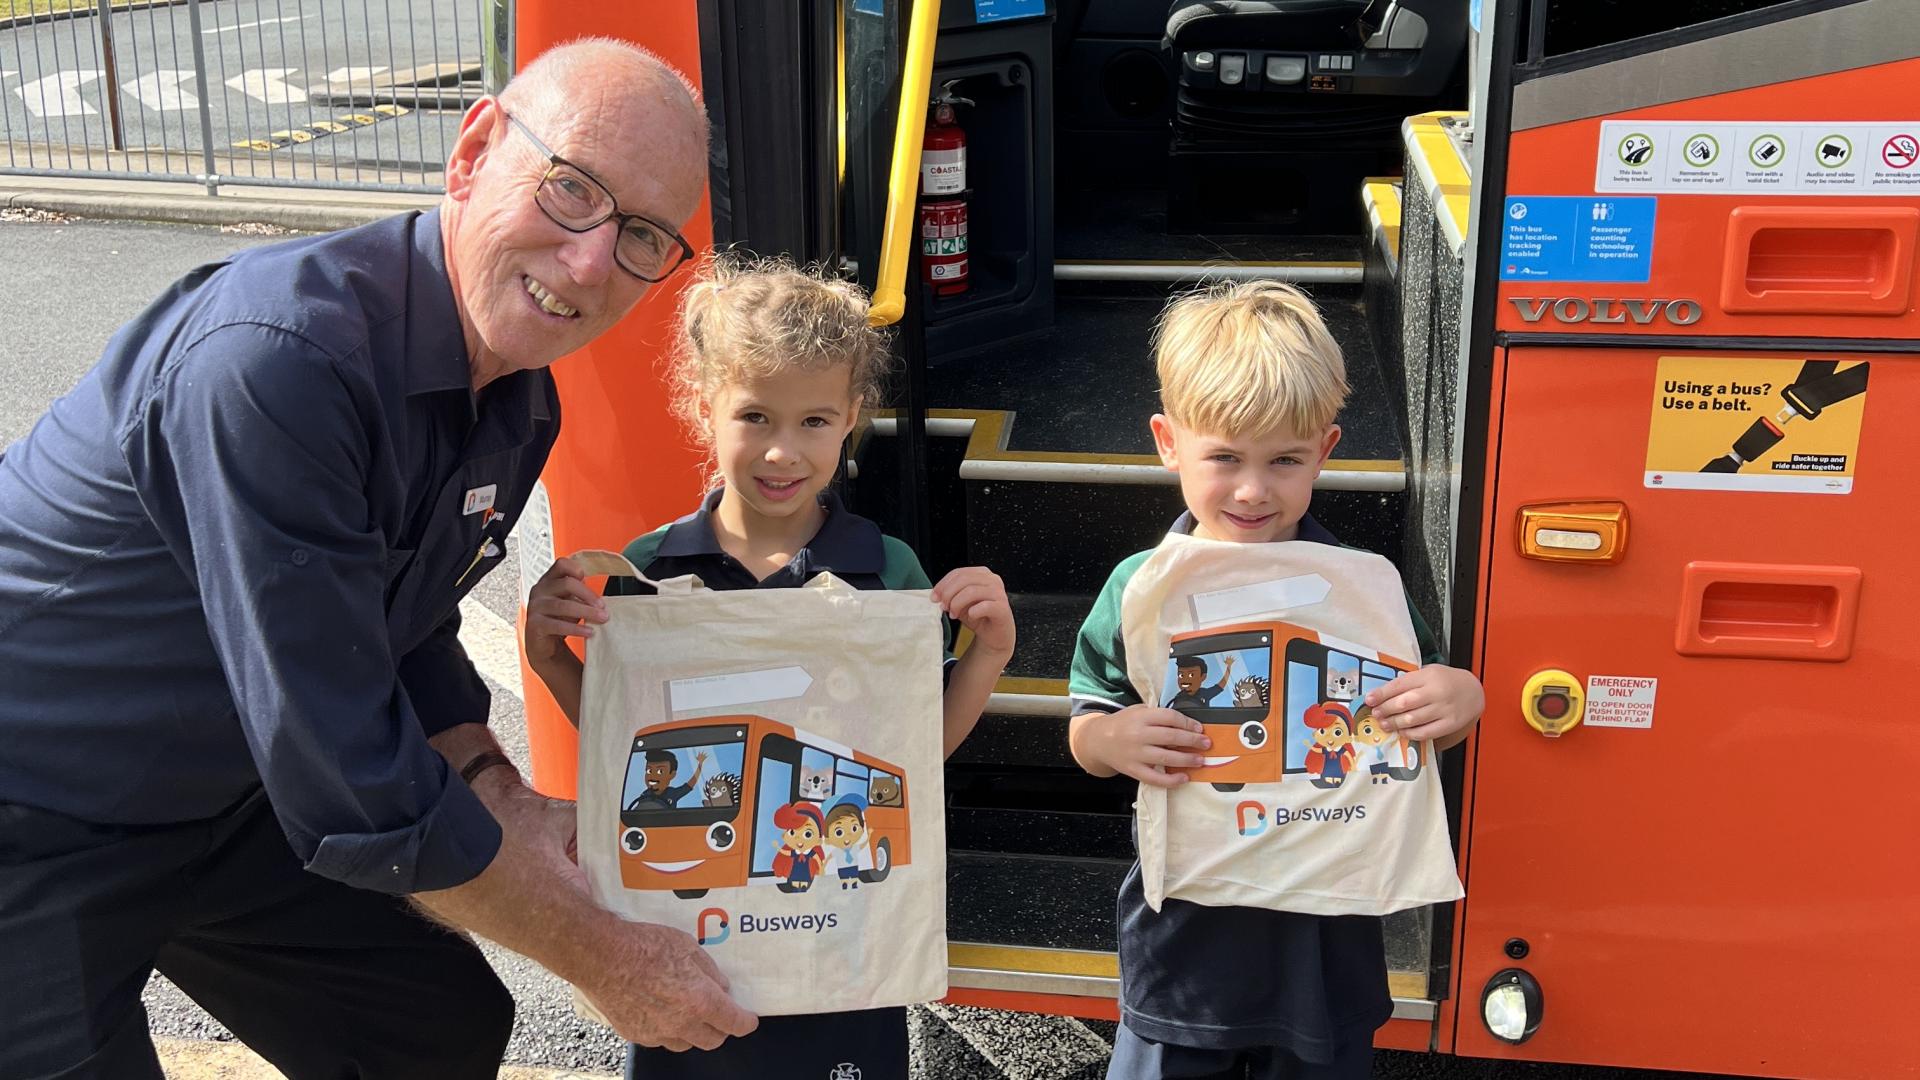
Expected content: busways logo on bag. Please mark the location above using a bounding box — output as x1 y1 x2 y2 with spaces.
1236 801 1368 835
614 716 913 900
695 906 840 947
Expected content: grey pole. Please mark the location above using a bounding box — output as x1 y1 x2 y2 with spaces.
184 0 220 195
93 0 126 152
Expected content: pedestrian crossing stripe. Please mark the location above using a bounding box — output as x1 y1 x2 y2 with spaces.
231 103 409 152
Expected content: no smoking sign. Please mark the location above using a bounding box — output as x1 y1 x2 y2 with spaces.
1884 134 1918 170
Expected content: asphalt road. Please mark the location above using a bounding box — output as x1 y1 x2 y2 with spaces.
0 214 1748 1079
1 0 473 185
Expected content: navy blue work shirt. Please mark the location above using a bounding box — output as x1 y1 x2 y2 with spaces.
0 210 557 894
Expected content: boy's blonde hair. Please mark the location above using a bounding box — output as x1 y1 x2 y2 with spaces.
669 254 892 457
1152 280 1349 438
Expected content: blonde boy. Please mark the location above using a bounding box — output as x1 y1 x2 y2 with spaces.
1066 281 1483 1080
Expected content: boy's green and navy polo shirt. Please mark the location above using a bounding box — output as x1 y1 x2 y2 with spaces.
606 488 930 596
1066 509 1443 1059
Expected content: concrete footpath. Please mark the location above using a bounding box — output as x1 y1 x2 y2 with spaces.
0 175 434 232
157 1038 613 1080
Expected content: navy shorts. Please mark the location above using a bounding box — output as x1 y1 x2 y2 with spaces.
626 1005 907 1080
1106 1022 1373 1080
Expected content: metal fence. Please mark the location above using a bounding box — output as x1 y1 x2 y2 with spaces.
0 0 491 193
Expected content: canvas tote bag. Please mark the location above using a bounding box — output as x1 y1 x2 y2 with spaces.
571 551 949 1016
1123 532 1463 916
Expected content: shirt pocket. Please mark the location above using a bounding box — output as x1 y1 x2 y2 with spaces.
386 463 513 654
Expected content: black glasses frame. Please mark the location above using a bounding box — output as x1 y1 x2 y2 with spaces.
502 110 695 283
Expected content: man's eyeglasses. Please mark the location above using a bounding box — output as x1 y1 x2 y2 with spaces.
502 110 695 283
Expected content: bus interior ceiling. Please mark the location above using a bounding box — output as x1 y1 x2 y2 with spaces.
842 0 1469 998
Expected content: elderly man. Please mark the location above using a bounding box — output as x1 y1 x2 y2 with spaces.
0 39 756 1078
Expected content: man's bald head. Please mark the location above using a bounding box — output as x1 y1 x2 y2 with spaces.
497 38 708 169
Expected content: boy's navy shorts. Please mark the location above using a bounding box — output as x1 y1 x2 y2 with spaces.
1107 1023 1373 1080
626 1005 907 1080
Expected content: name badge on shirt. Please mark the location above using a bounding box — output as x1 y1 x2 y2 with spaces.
462 484 498 516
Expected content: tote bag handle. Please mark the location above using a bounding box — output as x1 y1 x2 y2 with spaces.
568 549 704 595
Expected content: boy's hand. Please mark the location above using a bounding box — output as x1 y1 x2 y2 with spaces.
1366 664 1485 747
1078 705 1211 788
933 566 1015 660
525 556 606 670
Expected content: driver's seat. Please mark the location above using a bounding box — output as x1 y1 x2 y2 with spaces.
1162 0 1467 232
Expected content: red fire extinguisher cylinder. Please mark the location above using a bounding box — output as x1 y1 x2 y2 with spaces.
920 100 969 296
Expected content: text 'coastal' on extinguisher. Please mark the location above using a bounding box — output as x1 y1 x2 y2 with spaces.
920 80 973 296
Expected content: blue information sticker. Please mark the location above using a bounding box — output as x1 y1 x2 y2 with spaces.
852 0 884 15
1499 196 1656 283
975 0 1046 23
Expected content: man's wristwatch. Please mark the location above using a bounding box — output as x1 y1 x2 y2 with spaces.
459 750 519 786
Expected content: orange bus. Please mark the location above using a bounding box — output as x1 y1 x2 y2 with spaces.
1164 622 1421 790
615 716 913 900
510 2 1920 1074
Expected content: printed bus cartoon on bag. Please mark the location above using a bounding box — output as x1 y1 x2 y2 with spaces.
1160 621 1421 793
616 713 911 900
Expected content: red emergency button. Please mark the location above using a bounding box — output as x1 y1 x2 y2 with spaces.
1521 669 1585 737
1536 690 1570 720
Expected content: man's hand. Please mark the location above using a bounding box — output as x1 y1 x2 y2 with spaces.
575 923 759 1051
419 724 757 1051
1069 705 1211 788
1365 664 1485 749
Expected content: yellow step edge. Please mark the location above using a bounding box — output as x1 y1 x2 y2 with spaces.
1403 110 1471 187
1061 259 1365 269
997 674 1069 696
947 944 1433 1003
1363 180 1404 270
951 942 1120 978
1362 178 1403 228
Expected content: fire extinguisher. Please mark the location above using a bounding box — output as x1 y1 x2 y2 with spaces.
920 81 974 297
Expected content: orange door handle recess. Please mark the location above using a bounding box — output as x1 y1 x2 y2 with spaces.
1721 206 1919 316
1675 561 1862 662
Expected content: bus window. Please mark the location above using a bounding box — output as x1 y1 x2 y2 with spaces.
1163 631 1274 716
751 757 796 876
1280 638 1375 774
1359 660 1395 707
1539 0 1803 59
870 770 904 808
1284 660 1320 772
1326 651 1363 703
799 746 838 802
836 760 871 804
621 725 748 823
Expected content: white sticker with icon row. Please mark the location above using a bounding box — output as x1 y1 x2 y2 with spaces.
1596 121 1920 194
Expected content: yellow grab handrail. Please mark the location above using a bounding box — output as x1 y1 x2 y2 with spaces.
867 0 942 327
